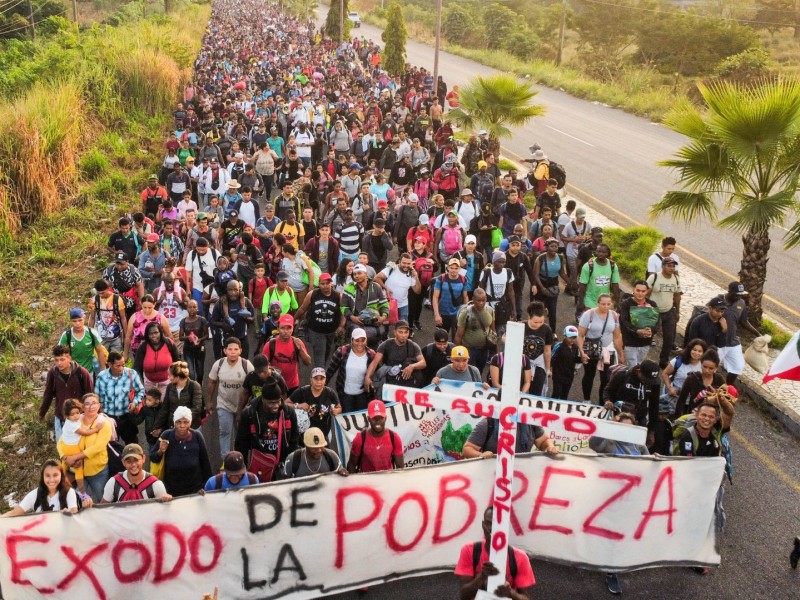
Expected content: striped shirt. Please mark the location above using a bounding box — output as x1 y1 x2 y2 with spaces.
94 367 145 417
334 222 365 254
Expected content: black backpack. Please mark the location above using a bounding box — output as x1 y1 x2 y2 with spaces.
289 449 337 477
471 541 518 582
549 161 567 188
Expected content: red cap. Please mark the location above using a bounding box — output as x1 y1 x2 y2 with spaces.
726 385 739 398
146 233 160 243
319 273 332 282
414 235 426 243
278 314 294 327
377 199 388 208
368 400 387 419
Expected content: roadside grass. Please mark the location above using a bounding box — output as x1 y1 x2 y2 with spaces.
602 226 662 283
760 318 792 350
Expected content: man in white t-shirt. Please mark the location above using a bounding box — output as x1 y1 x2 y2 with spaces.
292 123 314 166
561 206 592 294
374 253 423 324
185 237 219 318
646 236 680 277
207 337 253 461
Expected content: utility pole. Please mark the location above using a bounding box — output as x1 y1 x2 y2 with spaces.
28 0 35 41
433 0 442 90
557 0 567 67
72 0 78 23
339 0 343 43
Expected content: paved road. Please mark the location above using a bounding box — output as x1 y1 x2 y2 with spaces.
338 10 800 329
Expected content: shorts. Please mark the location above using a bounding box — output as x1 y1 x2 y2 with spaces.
717 345 744 376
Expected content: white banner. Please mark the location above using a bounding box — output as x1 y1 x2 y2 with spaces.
0 455 724 599
382 385 647 445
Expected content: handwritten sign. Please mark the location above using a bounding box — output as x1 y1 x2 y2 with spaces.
0 454 724 599
382 385 647 445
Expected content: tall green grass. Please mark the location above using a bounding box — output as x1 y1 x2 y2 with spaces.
602 226 663 284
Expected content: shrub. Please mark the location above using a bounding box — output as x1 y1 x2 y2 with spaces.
442 5 473 44
602 226 662 283
760 318 792 349
79 149 111 180
502 29 540 61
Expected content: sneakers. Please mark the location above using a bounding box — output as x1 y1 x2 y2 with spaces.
423 298 432 308
605 573 621 595
791 536 800 569
692 567 709 575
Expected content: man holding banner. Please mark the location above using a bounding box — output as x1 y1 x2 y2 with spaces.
461 414 559 459
455 506 535 600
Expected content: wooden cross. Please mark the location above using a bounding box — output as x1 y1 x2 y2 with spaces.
383 322 646 598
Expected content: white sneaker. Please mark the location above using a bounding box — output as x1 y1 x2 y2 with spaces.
423 299 432 308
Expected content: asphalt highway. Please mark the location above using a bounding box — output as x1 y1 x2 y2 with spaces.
342 11 800 329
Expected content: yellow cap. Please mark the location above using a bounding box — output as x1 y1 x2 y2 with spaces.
451 346 469 359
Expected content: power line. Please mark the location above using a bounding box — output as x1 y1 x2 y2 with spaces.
0 0 28 18
0 2 46 36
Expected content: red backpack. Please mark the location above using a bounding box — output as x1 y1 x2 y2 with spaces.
414 255 435 287
111 473 159 502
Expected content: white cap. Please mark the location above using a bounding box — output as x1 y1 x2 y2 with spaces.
353 264 368 274
352 328 367 340
419 214 429 225
465 234 477 244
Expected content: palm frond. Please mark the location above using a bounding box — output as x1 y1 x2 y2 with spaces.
650 190 717 223
662 97 708 139
782 218 800 249
658 141 735 189
718 188 796 234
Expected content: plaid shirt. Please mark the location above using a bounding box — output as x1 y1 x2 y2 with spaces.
94 367 145 417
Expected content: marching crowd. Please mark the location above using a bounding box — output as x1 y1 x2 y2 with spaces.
4 1 759 597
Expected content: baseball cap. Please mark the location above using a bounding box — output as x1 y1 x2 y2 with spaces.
229 210 239 218
708 295 726 309
148 174 158 180
465 234 477 244
433 328 449 342
394 320 410 330
576 208 587 217
234 152 244 158
114 251 127 263
477 161 487 169
662 256 677 265
447 209 458 216
353 264 368 274
638 360 660 385
352 327 367 340
122 443 145 461
69 307 85 319
197 211 208 220
460 188 474 197
479 129 488 135
590 226 604 235
492 251 505 262
418 214 429 225
563 325 579 338
448 257 461 267
408 193 419 202
276 270 289 280
728 281 748 295
508 235 521 244
223 451 247 476
368 400 387 419
319 273 332 282
311 367 326 378
377 199 388 209
451 346 469 359
414 235 427 244
278 314 294 327
304 427 328 448
264 203 275 211
146 233 160 243
350 163 362 171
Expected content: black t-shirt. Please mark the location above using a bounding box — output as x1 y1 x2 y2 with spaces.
678 427 721 457
377 339 422 367
489 353 532 388
523 323 554 363
289 385 340 436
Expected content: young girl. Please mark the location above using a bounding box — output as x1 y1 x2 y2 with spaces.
207 195 224 228
59 399 105 496
138 388 163 447
332 258 354 294
4 459 78 515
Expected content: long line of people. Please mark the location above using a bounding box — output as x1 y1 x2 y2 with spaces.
8 1 751 595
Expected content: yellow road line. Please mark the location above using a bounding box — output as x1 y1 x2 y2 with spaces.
730 429 800 494
501 145 800 321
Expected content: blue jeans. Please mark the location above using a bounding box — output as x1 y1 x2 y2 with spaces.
54 416 63 443
397 305 409 322
192 288 205 317
218 407 235 462
85 465 109 503
340 250 359 263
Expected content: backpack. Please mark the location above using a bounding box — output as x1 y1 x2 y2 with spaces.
475 176 494 202
471 541 518 582
297 250 322 286
93 293 122 326
479 268 511 302
439 274 466 307
64 327 99 353
684 305 709 339
549 161 567 188
414 255 435 287
355 429 397 472
213 356 252 378
267 337 300 364
213 471 257 489
647 271 680 290
111 473 159 502
442 225 463 255
586 258 617 280
290 449 336 476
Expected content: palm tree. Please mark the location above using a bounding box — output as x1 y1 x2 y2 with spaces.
652 78 800 322
446 74 546 159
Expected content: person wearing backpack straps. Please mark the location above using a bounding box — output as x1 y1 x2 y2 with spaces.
433 258 469 337
455 506 536 600
576 294 625 403
346 400 405 474
59 308 106 377
102 443 171 504
432 346 488 387
88 279 128 353
283 427 348 478
454 289 495 371
646 256 682 368
576 242 620 319
478 251 516 333
202 451 260 492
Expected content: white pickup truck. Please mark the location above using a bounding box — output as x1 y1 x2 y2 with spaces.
347 11 361 28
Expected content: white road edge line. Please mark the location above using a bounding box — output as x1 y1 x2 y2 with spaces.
543 124 595 147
